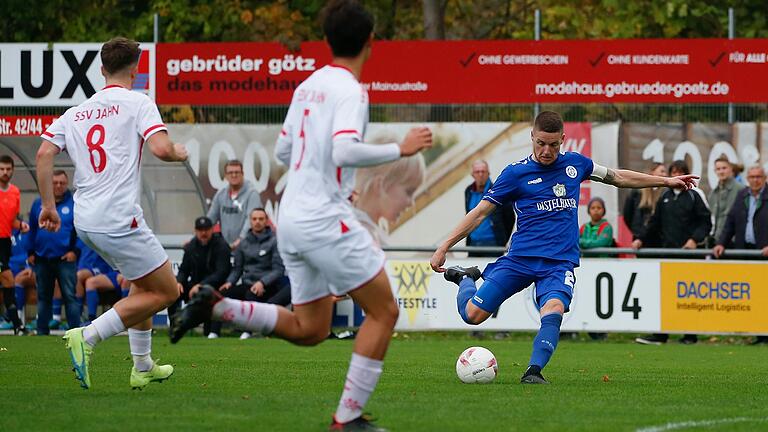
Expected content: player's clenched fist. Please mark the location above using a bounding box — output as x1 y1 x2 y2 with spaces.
39 206 61 232
430 248 447 273
399 127 432 156
172 143 189 162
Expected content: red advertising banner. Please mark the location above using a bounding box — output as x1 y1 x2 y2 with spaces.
0 115 58 136
156 39 768 105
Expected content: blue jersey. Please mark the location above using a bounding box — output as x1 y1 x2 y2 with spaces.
9 229 28 272
483 152 594 265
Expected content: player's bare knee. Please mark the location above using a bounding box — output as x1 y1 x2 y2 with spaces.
465 304 490 325
294 330 328 346
540 299 565 316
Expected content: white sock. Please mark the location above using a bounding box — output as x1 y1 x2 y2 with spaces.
128 328 154 372
212 298 278 334
53 314 62 321
334 353 384 423
83 308 126 347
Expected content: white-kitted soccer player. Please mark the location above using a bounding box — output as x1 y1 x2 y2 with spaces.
170 1 431 430
36 37 188 390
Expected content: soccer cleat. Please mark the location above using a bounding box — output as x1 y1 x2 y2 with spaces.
130 362 174 390
239 332 251 340
443 266 482 286
63 327 93 389
520 365 549 384
169 285 222 344
207 332 219 339
329 414 388 431
679 335 698 345
635 334 667 346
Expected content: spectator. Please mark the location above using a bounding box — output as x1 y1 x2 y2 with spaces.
0 154 28 334
708 156 745 246
578 196 612 341
634 160 711 346
354 150 426 246
207 160 263 250
623 162 667 247
28 170 81 334
713 165 768 344
212 208 290 339
79 240 129 323
170 216 231 336
464 160 516 257
0 228 34 332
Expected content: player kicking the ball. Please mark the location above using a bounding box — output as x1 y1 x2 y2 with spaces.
37 37 187 390
170 1 431 430
431 111 698 384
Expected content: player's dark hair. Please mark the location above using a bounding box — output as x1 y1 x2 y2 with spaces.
322 0 374 58
533 111 564 133
224 159 243 171
0 155 13 167
669 160 690 175
53 170 68 178
250 207 268 217
101 37 141 75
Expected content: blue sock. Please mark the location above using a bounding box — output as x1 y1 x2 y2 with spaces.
456 277 478 324
14 286 25 309
52 298 63 319
121 288 130 298
86 290 99 319
529 313 563 370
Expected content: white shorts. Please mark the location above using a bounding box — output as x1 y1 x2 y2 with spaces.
76 223 168 281
280 228 386 305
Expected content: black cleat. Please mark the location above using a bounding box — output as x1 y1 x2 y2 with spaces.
678 334 698 345
635 334 667 346
329 414 387 431
443 266 481 286
169 285 222 344
520 366 550 384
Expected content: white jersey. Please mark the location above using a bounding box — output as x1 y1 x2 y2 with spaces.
41 85 167 233
275 65 368 253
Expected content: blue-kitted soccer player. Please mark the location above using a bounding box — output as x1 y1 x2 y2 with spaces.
430 111 698 384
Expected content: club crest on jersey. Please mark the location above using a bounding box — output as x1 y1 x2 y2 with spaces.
566 165 578 178
553 183 566 197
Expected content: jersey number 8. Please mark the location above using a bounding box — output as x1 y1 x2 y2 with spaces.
86 124 107 173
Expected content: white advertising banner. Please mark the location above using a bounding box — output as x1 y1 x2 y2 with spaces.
0 43 156 106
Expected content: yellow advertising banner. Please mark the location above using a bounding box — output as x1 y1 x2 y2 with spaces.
661 261 768 333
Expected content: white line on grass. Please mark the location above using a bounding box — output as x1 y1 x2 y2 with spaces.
636 417 768 432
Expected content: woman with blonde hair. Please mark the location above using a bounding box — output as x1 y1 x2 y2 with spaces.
622 162 666 246
353 134 426 246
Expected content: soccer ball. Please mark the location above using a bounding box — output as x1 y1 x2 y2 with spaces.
456 346 498 384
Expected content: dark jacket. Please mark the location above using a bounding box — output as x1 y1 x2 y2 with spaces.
28 190 77 259
643 189 712 248
717 187 768 249
176 233 231 288
623 189 660 246
464 181 515 247
227 226 284 287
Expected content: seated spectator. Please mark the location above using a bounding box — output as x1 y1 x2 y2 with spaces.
713 165 768 345
212 208 290 339
78 240 129 323
578 196 612 341
634 160 711 346
0 228 34 332
170 216 232 336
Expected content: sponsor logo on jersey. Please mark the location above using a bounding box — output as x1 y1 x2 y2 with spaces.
553 183 566 197
566 165 578 178
527 177 542 185
536 197 578 212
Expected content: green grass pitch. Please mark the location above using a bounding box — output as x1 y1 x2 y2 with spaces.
1 333 766 431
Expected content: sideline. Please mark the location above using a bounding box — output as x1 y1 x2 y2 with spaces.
636 417 768 432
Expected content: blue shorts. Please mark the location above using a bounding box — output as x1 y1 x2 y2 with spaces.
86 268 121 291
9 261 27 277
471 255 576 314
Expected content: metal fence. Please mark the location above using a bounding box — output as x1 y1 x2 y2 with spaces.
4 103 768 123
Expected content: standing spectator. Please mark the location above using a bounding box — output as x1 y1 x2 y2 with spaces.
170 216 231 336
713 165 768 344
634 160 711 346
212 208 290 339
28 170 80 334
0 155 29 334
579 196 612 340
464 160 516 257
623 162 667 247
207 160 263 250
708 156 745 246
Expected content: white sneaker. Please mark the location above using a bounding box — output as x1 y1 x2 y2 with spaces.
207 332 219 339
239 332 251 340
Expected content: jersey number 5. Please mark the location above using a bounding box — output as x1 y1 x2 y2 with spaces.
86 124 107 173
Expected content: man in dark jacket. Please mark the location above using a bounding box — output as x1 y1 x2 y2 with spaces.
211 208 289 339
28 171 80 334
464 160 515 257
713 165 768 344
169 216 231 336
634 160 711 346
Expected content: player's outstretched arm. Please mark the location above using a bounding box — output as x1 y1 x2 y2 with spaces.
591 165 698 190
430 200 496 272
331 127 432 168
147 131 188 162
36 140 62 232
